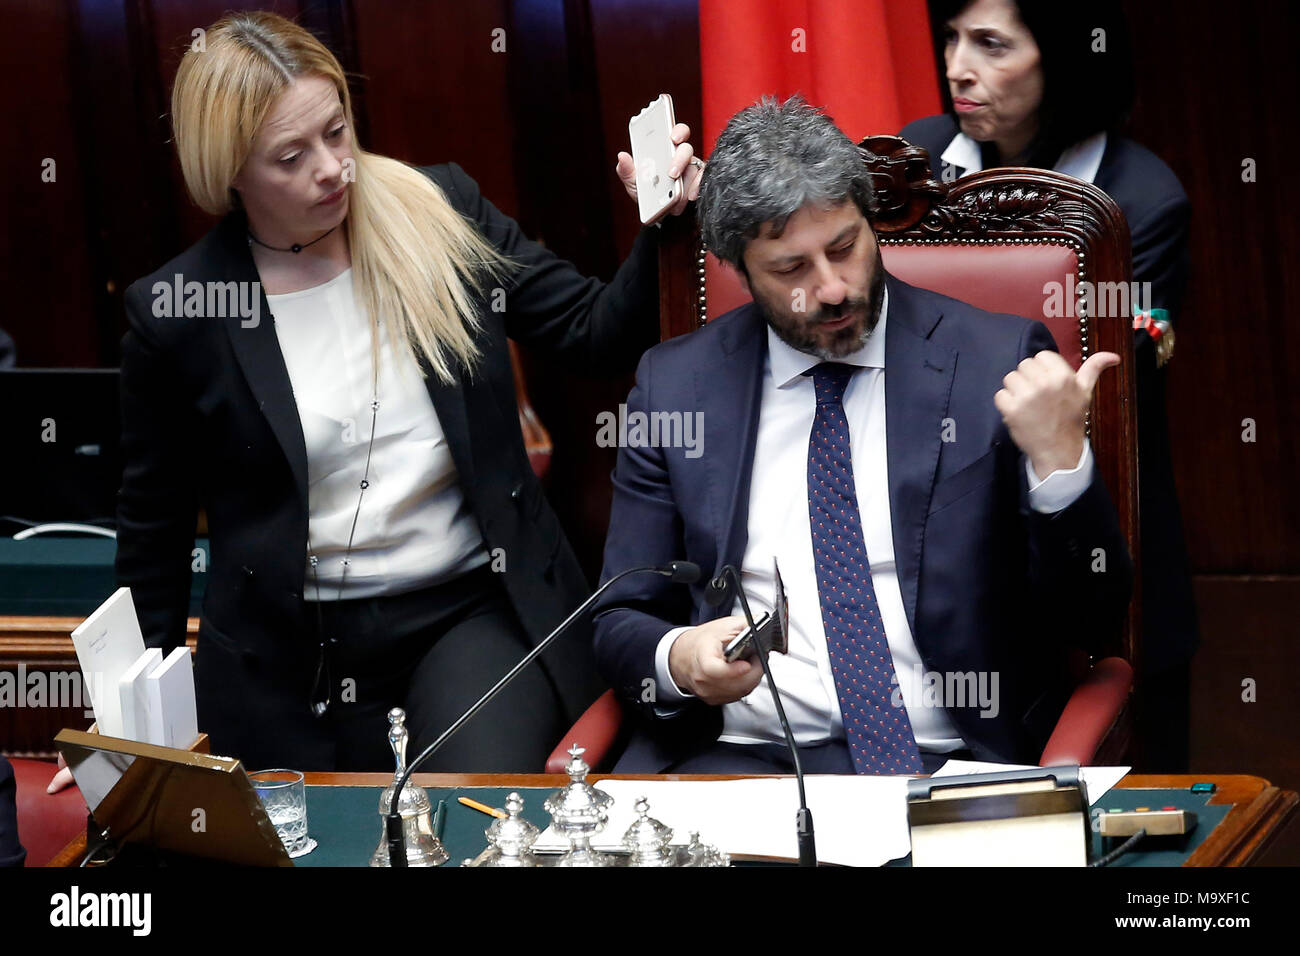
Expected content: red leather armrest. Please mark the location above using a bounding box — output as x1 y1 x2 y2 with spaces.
545 689 624 773
1038 657 1133 767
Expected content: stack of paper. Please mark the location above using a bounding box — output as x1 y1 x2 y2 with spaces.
71 588 199 749
144 648 198 749
118 647 162 741
70 588 146 739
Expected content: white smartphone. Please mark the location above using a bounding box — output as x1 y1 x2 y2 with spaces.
628 93 680 225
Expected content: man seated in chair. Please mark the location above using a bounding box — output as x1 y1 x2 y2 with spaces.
591 95 1133 774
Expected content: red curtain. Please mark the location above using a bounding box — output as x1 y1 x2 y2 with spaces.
697 0 942 318
700 0 941 149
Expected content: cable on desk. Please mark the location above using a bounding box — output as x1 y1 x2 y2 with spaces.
1089 828 1145 867
79 829 115 867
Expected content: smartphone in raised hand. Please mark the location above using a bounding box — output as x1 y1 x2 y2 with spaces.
628 93 680 225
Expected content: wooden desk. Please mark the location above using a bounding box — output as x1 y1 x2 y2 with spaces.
46 771 1296 867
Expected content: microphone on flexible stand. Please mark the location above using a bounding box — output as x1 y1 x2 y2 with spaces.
385 559 702 866
707 564 817 867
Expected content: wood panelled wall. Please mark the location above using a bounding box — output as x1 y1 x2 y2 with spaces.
3 1 1296 800
1118 0 1300 795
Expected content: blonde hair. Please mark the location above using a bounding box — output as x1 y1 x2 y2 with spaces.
170 11 511 383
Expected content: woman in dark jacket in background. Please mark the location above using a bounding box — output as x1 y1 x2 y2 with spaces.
901 0 1197 770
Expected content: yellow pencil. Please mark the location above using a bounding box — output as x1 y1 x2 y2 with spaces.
458 796 507 819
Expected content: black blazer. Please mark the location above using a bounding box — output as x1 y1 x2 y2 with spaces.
115 162 661 760
900 115 1198 671
593 276 1133 771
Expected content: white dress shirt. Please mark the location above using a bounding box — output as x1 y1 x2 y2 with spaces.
267 268 488 600
653 288 1093 749
940 130 1108 184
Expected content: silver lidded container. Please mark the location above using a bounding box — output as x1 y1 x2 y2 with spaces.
543 745 615 867
622 796 676 866
472 792 542 867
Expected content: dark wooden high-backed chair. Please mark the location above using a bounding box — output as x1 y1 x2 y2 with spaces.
547 136 1138 771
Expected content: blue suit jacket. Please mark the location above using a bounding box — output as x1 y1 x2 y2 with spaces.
593 274 1133 771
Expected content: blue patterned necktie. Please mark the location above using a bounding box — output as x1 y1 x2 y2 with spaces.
806 363 923 774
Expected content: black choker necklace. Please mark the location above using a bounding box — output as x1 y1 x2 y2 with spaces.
247 223 338 254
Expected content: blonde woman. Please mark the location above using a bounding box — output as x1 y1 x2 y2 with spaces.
111 12 701 773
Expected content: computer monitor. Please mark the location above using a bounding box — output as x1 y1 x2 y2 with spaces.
0 368 121 527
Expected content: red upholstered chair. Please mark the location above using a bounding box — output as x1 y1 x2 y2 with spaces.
9 758 87 866
547 136 1138 772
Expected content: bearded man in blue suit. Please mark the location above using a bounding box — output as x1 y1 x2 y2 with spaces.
592 96 1132 774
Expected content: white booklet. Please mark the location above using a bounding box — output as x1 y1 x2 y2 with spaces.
118 648 163 742
145 647 199 750
70 587 146 739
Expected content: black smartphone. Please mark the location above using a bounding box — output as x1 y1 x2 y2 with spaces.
722 611 777 663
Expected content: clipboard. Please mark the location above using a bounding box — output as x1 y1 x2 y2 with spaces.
55 728 291 867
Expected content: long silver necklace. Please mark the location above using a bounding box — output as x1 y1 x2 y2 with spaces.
308 377 380 718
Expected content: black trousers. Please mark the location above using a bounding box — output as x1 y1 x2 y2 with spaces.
293 564 566 773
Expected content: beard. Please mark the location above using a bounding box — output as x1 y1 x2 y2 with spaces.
753 256 886 361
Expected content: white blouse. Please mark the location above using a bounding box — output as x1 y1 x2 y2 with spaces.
266 268 489 600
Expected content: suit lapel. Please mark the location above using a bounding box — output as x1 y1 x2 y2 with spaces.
883 276 956 637
216 214 310 514
701 306 766 588
420 356 475 488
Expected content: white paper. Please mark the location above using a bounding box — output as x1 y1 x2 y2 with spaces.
535 774 916 867
70 587 146 739
533 762 1131 866
118 648 162 742
145 647 199 750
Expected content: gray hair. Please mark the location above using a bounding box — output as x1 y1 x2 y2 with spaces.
698 95 877 272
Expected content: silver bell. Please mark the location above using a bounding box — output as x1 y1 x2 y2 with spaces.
369 707 449 867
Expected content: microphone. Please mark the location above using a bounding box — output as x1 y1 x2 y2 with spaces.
704 571 731 607
710 564 817 867
385 560 701 865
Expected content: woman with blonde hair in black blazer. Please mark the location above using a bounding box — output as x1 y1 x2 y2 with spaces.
108 11 700 773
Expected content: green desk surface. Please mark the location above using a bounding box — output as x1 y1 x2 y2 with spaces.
294 784 1228 867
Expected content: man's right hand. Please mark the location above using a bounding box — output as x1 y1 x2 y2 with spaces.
667 616 764 705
